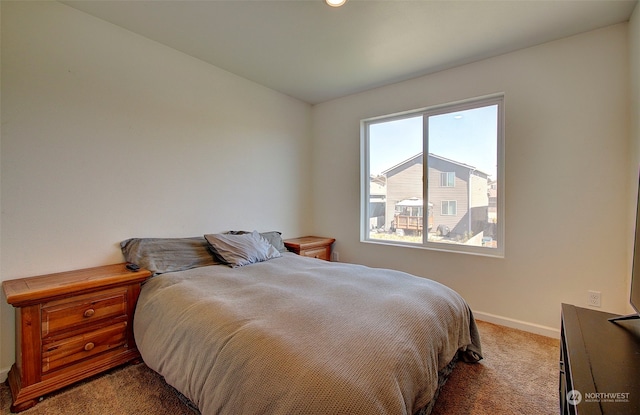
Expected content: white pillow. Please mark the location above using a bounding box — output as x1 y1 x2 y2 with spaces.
204 231 281 268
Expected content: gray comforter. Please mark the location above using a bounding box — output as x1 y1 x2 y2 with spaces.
134 253 482 415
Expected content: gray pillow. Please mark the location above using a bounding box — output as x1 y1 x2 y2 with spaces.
120 237 220 275
225 230 287 253
205 231 282 268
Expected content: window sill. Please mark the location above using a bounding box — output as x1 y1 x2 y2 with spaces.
360 238 504 258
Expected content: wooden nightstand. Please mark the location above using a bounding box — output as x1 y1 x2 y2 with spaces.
2 263 151 412
284 236 335 261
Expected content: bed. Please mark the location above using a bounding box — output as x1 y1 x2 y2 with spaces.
122 232 482 415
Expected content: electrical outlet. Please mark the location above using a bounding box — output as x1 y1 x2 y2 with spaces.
588 290 601 307
331 251 339 262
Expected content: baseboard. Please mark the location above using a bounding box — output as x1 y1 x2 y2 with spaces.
474 310 561 339
0 366 9 383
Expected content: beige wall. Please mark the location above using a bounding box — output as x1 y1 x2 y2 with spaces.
0 1 312 377
630 0 640 319
312 23 631 336
632 5 640 185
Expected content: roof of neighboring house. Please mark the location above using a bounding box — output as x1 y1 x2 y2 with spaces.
381 152 490 177
370 180 386 196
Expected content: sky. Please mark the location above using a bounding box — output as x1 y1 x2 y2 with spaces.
368 104 498 179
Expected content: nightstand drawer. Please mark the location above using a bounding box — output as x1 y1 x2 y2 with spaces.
41 287 128 337
301 247 330 260
42 321 128 373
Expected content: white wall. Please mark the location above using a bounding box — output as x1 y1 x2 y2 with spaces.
0 1 312 378
311 23 631 336
630 0 640 323
632 5 640 181
0 0 4 384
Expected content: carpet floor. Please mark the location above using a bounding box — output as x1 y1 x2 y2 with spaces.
1 320 560 415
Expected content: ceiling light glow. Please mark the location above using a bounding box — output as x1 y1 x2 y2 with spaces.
325 0 347 7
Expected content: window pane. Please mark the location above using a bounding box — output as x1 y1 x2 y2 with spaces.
427 104 498 248
367 115 423 244
362 95 503 256
440 172 454 187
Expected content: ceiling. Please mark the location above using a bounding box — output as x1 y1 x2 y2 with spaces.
62 0 638 105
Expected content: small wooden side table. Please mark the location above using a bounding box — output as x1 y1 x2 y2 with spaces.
283 236 335 261
2 263 151 412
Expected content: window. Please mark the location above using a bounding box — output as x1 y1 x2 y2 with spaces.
440 172 455 187
362 94 504 256
441 201 457 216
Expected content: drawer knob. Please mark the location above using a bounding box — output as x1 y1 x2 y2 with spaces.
84 342 95 351
83 309 95 318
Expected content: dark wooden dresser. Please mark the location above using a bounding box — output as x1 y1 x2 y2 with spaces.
560 304 640 415
2 263 151 412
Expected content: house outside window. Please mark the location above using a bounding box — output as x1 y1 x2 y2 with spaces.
362 94 504 256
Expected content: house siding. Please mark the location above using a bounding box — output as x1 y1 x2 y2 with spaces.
428 157 469 235
384 156 423 230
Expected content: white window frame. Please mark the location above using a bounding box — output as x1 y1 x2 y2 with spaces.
360 94 505 258
440 172 455 187
441 200 457 216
